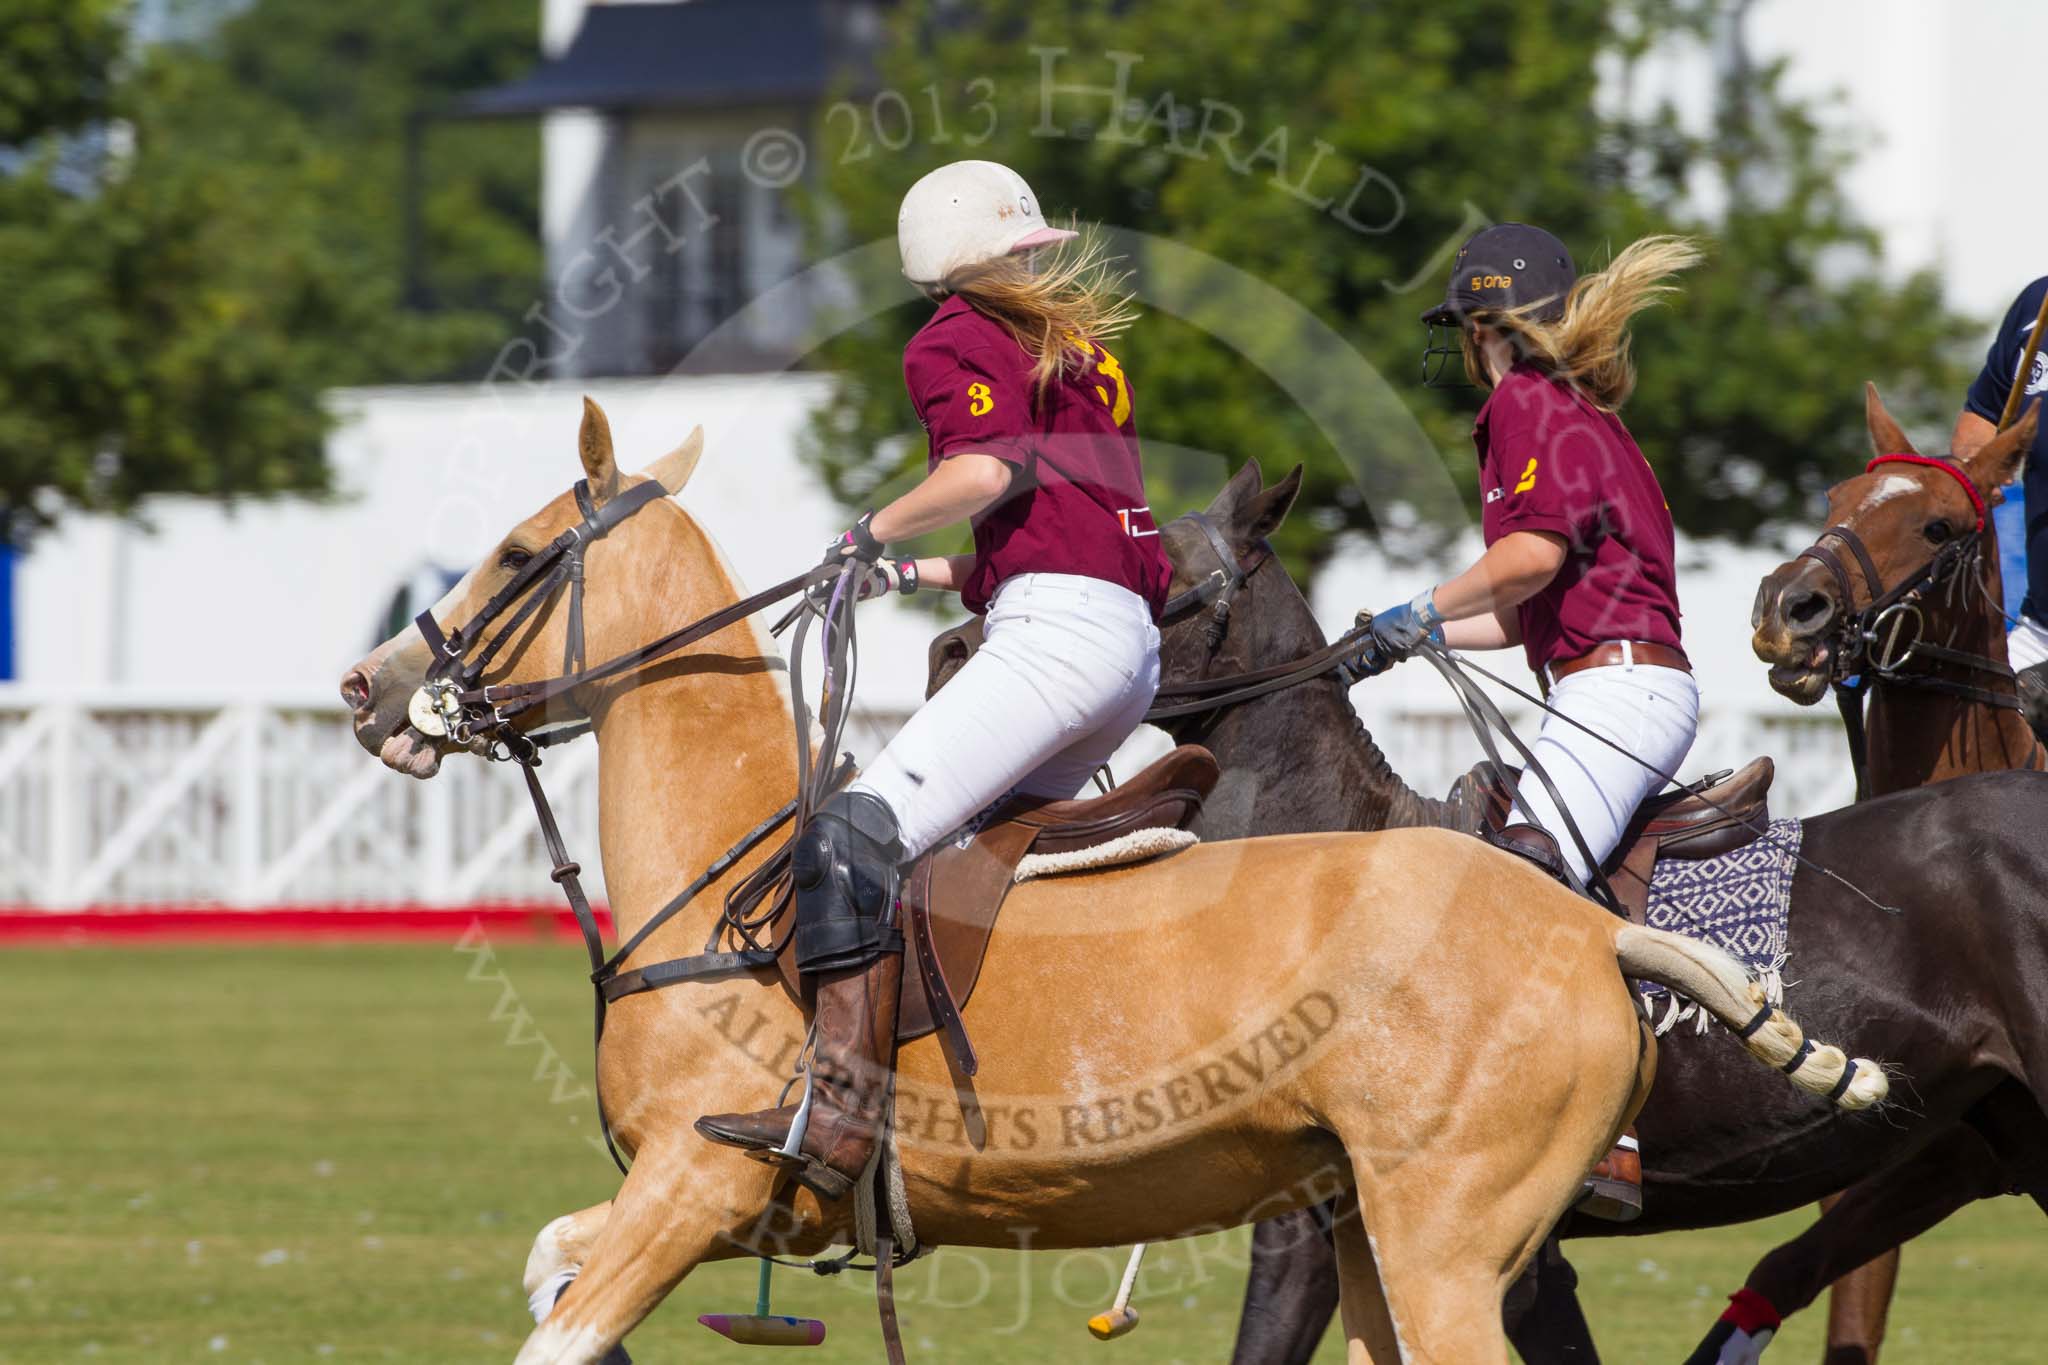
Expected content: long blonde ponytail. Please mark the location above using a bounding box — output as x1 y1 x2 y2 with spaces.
938 226 1138 395
1469 234 1703 410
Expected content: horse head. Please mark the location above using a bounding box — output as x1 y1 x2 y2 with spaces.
1751 383 2036 705
339 397 708 777
1153 460 1305 694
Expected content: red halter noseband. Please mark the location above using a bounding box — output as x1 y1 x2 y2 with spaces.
1865 453 1986 532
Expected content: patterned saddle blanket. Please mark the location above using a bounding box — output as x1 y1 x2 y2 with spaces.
1636 818 1802 1034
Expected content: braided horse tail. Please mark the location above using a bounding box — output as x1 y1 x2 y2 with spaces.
1614 924 1890 1110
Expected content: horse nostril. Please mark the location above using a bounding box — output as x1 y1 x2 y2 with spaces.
1785 589 1835 631
340 669 371 711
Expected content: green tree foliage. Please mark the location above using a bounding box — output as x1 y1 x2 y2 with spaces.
803 0 1973 573
0 0 538 538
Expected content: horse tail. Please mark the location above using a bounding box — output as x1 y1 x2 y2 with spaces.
1613 923 1889 1110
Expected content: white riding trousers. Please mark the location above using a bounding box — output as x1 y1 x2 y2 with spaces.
1510 660 1701 882
853 573 1161 860
2008 613 2048 672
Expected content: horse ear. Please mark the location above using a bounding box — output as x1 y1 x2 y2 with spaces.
1241 463 1304 546
1962 399 2039 497
1864 383 1917 458
642 425 704 495
1206 460 1267 522
579 396 622 502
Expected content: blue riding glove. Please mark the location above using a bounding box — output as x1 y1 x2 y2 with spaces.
1363 588 1446 667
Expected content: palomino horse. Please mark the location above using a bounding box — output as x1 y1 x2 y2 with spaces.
1742 385 2048 1362
340 402 1878 1365
1113 461 2048 1364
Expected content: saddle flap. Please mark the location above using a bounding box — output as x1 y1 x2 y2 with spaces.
895 745 1219 1047
1626 756 1774 858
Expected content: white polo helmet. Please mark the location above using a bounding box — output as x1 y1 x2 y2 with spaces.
897 160 1077 287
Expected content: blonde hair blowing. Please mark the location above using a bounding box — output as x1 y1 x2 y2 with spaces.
937 226 1138 396
1465 234 1704 410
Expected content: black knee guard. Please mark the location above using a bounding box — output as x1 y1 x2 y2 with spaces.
792 789 906 974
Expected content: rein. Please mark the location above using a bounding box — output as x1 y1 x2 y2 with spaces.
1796 452 2023 799
405 475 863 1174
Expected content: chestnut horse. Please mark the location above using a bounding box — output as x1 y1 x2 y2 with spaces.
1123 462 2048 1365
1741 385 2048 1362
340 403 1878 1365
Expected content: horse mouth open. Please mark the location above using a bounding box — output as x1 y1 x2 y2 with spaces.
1754 631 1834 706
341 642 450 780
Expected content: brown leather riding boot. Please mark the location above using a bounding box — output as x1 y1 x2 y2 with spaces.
694 952 903 1201
1575 1127 1642 1222
1488 822 1571 884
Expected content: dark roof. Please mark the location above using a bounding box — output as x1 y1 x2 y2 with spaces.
459 0 854 117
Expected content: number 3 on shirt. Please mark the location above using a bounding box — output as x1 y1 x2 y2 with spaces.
1079 340 1131 425
966 381 994 416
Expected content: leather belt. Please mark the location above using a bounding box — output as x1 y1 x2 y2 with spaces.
1541 640 1691 695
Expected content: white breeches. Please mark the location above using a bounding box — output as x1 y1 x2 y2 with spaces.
853 573 1161 860
1511 661 1701 881
2008 613 2048 672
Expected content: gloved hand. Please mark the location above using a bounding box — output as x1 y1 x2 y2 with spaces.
824 511 886 567
808 557 917 613
1363 588 1445 665
855 558 918 600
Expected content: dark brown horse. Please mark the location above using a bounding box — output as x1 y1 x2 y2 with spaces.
1137 461 2048 1365
1733 386 2048 1362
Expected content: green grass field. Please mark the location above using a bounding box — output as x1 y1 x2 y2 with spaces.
2 941 2041 1363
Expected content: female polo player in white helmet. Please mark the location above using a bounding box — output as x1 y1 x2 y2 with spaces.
698 161 1171 1200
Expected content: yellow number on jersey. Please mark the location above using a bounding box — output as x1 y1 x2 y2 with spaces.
1077 340 1131 425
1513 457 1539 494
967 381 993 417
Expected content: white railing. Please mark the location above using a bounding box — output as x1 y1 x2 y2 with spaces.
0 693 1853 910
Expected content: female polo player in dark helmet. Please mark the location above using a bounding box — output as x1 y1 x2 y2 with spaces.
1373 223 1702 880
1365 223 1702 1217
697 161 1172 1200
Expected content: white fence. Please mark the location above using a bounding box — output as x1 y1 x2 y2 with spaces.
0 694 1854 910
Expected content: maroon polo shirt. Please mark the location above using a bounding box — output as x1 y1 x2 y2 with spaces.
901 294 1172 618
1474 362 1685 674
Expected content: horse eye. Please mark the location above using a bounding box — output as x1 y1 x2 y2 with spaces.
1923 519 1953 545
499 546 534 571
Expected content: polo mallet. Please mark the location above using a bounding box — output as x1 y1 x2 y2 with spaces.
698 1257 826 1347
1086 1243 1147 1340
1996 288 2048 431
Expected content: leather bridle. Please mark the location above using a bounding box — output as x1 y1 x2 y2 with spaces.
1795 452 2024 798
399 474 851 1173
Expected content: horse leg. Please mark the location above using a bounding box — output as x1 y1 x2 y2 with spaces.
1684 1127 2006 1365
523 1201 614 1322
513 1144 779 1365
1816 1200 1898 1365
1503 1234 1600 1364
1327 1195 1402 1365
1227 1204 1342 1365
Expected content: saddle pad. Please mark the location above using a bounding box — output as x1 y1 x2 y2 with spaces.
1013 827 1198 883
1636 818 1801 1035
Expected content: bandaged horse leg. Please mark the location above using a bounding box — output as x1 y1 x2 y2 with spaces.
1683 1127 2007 1365
524 1201 614 1323
696 789 905 1200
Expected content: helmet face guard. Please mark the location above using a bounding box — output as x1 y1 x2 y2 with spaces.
1421 320 1474 389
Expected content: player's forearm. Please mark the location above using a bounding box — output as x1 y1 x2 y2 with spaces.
869 455 1014 542
1442 609 1517 650
909 554 977 594
1431 532 1567 621
1953 409 1998 461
